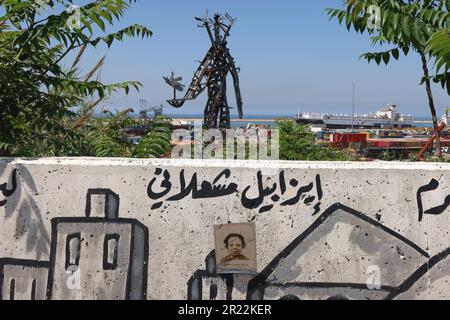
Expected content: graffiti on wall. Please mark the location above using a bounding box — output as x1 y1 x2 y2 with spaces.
0 169 17 207
187 179 450 301
242 172 323 214
245 203 433 301
188 203 443 300
1 163 450 300
187 251 234 300
1 166 51 259
147 169 238 210
417 178 450 222
0 188 149 300
148 169 323 215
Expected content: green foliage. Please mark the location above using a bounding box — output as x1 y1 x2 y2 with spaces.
276 120 352 161
427 29 450 78
326 0 450 94
0 0 153 157
90 134 127 157
86 108 135 158
65 108 173 159
327 0 449 158
134 116 173 158
377 149 409 161
420 153 450 162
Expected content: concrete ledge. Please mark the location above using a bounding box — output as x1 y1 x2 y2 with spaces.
0 158 449 300
2 157 450 171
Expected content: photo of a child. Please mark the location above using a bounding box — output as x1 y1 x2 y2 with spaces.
214 223 256 273
220 233 250 263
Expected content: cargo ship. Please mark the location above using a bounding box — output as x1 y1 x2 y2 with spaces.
296 105 415 129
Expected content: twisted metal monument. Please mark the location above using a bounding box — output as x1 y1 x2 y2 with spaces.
163 12 243 129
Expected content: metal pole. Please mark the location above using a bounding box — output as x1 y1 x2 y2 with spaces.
352 83 355 132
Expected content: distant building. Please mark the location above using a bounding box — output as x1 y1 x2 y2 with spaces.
0 259 50 300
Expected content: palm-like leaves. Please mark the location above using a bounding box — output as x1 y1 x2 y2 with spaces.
0 0 152 156
327 0 450 92
427 29 450 75
0 21 9 31
134 116 173 158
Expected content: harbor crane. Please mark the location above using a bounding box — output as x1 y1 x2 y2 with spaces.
139 105 164 120
163 11 243 129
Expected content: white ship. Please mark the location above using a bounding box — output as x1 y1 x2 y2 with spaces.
296 105 415 129
442 113 450 126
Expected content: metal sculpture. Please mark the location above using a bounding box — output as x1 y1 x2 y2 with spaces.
163 12 243 129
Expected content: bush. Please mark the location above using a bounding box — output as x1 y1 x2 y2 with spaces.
276 120 353 161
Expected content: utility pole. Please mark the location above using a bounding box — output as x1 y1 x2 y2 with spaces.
352 83 355 132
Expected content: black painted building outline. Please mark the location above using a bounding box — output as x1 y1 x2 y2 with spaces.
187 251 234 300
0 258 51 300
0 189 150 301
189 202 450 300
246 203 432 300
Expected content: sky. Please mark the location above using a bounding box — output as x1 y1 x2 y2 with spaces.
71 0 449 117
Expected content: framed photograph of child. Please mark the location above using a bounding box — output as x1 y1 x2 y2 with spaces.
214 223 257 274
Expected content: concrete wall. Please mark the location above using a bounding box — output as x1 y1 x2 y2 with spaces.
0 158 449 300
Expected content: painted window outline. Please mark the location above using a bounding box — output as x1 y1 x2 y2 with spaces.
31 279 37 300
65 233 81 270
9 278 15 300
103 234 120 270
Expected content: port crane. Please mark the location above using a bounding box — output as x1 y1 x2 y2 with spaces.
139 105 164 120
163 12 243 129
